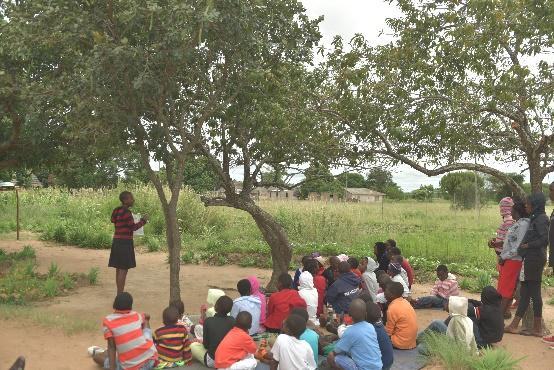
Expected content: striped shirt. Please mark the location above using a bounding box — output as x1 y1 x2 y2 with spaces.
494 216 514 254
111 207 146 240
103 310 157 370
430 278 459 299
153 325 192 364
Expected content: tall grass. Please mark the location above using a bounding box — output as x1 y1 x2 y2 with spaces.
2 186 551 271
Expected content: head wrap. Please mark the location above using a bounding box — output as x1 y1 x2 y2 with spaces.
247 275 266 324
447 296 477 353
527 192 546 219
388 262 402 276
481 286 501 306
499 197 514 218
337 254 349 262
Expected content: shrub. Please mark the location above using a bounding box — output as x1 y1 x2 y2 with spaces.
419 332 473 369
47 262 59 278
476 271 493 292
470 347 523 370
62 273 75 290
143 235 161 252
16 245 36 260
87 267 100 285
43 277 59 297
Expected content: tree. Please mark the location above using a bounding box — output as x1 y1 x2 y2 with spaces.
320 0 554 196
336 172 366 189
299 163 344 199
412 185 434 202
365 167 404 199
440 172 485 209
7 0 324 294
182 156 220 193
486 173 525 201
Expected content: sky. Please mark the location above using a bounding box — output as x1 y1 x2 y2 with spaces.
299 0 553 191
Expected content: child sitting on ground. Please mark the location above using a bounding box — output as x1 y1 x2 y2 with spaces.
265 273 307 333
215 311 258 370
388 247 414 288
375 272 392 304
291 308 320 365
268 314 317 369
411 265 459 309
327 299 383 370
387 262 410 298
153 306 192 368
360 256 380 302
366 301 394 370
231 279 262 336
169 300 194 332
348 257 362 277
468 286 504 348
190 296 235 368
91 292 158 370
294 256 312 290
384 282 418 350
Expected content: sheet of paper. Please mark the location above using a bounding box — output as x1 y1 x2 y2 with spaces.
133 214 144 236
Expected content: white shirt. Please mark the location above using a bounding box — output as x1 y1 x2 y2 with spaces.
392 275 410 297
298 271 319 326
271 334 316 370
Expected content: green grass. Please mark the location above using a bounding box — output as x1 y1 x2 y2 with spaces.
87 267 100 285
0 304 97 335
420 332 523 370
1 186 553 276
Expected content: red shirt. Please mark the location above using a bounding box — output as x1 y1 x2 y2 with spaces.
314 274 326 316
265 289 307 330
214 327 257 368
111 206 146 240
401 259 414 287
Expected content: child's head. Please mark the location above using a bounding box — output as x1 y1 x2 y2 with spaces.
359 257 368 273
385 239 397 253
119 191 134 207
283 314 306 339
391 254 403 264
290 307 309 323
338 261 352 275
277 273 293 290
303 259 319 276
162 305 180 326
384 281 404 302
377 272 391 289
448 296 468 316
349 299 367 323
512 200 529 220
301 255 311 267
329 256 340 270
358 291 373 303
237 279 252 297
388 246 402 257
235 311 253 332
169 300 185 316
347 257 359 270
387 262 402 277
374 241 386 256
113 292 133 311
214 295 234 316
436 265 449 281
481 286 501 306
365 301 382 324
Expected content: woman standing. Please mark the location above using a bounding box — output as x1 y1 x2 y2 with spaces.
505 193 550 336
497 200 530 319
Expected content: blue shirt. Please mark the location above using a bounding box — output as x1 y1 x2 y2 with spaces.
230 296 261 335
300 328 319 364
373 322 394 369
334 321 382 370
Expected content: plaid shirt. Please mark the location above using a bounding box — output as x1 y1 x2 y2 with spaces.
111 206 146 240
431 278 459 299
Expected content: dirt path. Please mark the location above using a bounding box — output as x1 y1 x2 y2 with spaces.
0 239 553 369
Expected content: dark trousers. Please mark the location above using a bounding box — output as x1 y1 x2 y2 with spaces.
516 280 542 318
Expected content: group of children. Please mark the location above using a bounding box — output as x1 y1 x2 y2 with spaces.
90 238 513 370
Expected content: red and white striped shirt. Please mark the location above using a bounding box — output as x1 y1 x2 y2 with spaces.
103 310 157 370
430 278 459 299
111 207 146 240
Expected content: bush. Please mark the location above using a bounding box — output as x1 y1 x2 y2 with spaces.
87 267 100 285
47 262 59 278
43 277 59 297
143 235 161 252
470 347 523 370
476 271 493 292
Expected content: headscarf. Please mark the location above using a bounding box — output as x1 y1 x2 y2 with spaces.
298 271 318 325
527 192 546 220
337 254 349 262
499 197 514 218
480 286 501 306
206 289 225 318
247 275 266 324
387 262 402 276
366 256 379 272
446 296 477 353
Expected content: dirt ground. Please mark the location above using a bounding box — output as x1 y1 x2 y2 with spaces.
0 237 553 369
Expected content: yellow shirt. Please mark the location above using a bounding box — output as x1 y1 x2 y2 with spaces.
385 297 418 349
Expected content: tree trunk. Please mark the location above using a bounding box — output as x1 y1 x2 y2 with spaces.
162 199 182 303
240 200 292 292
528 159 545 193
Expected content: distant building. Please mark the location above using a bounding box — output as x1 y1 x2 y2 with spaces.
212 183 300 201
345 188 385 203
